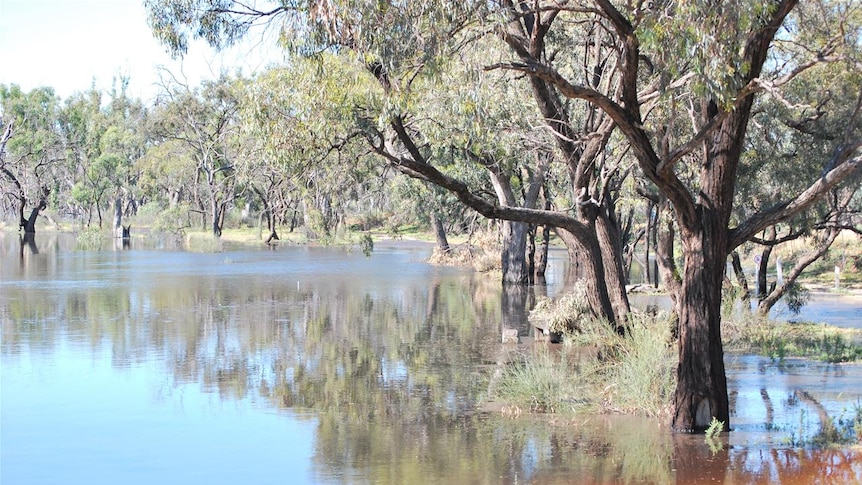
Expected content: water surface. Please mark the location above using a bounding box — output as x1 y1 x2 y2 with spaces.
2 233 860 484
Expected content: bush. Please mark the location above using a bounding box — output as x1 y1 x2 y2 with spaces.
530 283 592 334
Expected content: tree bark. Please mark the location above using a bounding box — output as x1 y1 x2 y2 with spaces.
500 220 530 285
655 198 681 305
730 250 751 304
596 210 632 319
488 164 531 286
431 212 450 254
556 228 621 331
21 199 47 234
535 187 552 279
672 227 730 432
757 226 776 297
644 200 653 286
113 195 124 238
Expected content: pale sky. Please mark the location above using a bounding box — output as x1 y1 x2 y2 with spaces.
0 0 283 102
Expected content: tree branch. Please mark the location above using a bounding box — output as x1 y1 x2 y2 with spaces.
730 144 862 250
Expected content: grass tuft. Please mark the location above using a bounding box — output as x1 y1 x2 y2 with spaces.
489 300 677 419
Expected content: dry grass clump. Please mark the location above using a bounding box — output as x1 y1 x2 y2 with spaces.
530 284 592 334
427 227 501 273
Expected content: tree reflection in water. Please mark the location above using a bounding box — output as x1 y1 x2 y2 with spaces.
1 234 859 483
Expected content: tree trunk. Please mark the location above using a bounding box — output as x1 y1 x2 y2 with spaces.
21 199 46 234
756 226 776 297
655 198 681 305
730 250 751 304
500 220 530 285
645 200 653 286
113 195 124 238
535 191 552 278
672 227 730 432
596 211 631 319
556 228 621 329
431 212 450 254
535 223 550 278
526 225 536 284
488 168 531 286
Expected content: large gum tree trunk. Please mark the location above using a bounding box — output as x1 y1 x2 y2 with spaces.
431 212 450 254
596 211 631 319
672 228 730 431
556 228 620 329
501 220 529 285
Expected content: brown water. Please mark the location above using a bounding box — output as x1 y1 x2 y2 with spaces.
2 233 860 484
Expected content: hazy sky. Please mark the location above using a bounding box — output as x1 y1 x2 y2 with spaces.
0 0 282 102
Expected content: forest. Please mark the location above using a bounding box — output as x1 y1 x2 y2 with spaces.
1 0 860 432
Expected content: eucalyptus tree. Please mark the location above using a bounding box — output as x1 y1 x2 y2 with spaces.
241 58 388 241
58 82 146 231
493 0 862 431
732 50 862 312
148 76 243 237
0 85 63 233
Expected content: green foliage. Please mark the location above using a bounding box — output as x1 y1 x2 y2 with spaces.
490 346 586 414
75 226 104 250
705 417 725 439
151 203 192 235
785 281 811 315
705 417 725 452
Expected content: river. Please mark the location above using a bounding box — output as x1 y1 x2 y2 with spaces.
1 233 860 484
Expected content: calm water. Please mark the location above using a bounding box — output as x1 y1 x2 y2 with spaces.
2 232 860 484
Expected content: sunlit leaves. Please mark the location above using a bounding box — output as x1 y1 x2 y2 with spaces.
635 0 779 107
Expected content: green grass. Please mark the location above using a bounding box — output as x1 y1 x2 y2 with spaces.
488 307 677 419
489 346 588 414
724 317 862 363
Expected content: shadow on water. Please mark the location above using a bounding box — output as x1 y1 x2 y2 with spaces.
1 233 860 484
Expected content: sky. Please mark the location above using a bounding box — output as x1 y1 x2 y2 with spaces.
0 0 283 103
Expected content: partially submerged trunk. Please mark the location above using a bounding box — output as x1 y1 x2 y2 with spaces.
596 211 632 319
730 251 751 304
21 199 47 234
655 198 681 309
431 212 450 254
113 195 124 239
756 227 776 297
556 228 621 330
534 191 552 279
500 220 530 285
672 227 730 431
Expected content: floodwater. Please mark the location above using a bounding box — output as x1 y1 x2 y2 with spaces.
2 233 860 484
